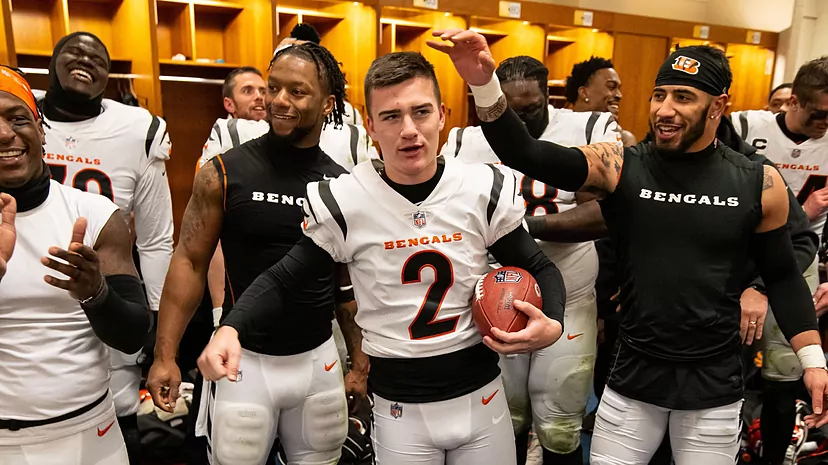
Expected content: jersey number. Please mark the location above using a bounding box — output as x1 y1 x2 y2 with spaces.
48 164 114 201
403 250 458 340
796 175 828 205
521 175 559 215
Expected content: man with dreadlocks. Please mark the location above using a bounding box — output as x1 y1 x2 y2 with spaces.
565 57 637 147
441 55 618 465
148 42 359 465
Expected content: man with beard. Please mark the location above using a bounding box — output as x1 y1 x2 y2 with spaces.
431 31 828 464
441 55 618 465
731 57 828 465
148 42 364 465
0 66 150 465
38 32 173 464
565 57 637 147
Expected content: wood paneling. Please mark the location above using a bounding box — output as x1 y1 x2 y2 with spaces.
612 33 668 141
544 27 614 81
67 0 117 47
727 43 775 113
470 17 545 66
161 80 225 243
112 0 162 115
156 1 194 60
10 0 66 53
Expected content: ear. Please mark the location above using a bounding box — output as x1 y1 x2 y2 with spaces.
578 86 589 102
438 102 446 132
366 113 376 140
223 97 236 116
322 94 335 120
789 94 802 112
710 94 729 119
37 120 45 146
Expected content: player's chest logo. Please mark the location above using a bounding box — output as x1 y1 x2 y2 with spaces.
64 136 77 150
412 211 427 229
792 148 802 159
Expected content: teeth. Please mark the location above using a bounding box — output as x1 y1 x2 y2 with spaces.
0 150 23 158
70 69 92 81
274 115 293 119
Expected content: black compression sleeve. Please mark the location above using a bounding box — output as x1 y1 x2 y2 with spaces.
480 106 589 192
751 226 819 340
487 227 566 325
82 275 150 353
222 236 335 340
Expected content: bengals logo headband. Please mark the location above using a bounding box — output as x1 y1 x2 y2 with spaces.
655 48 731 97
0 67 38 120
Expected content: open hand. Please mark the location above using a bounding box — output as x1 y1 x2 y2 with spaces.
426 29 495 86
803 367 828 428
41 217 105 301
483 299 562 354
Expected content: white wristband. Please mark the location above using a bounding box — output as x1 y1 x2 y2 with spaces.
212 307 223 329
469 74 503 108
796 344 827 370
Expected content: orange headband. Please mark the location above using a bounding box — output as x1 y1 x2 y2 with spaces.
0 67 38 120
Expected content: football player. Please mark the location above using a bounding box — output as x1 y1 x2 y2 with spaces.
199 51 566 465
731 57 828 465
37 32 172 463
441 55 618 465
0 66 150 465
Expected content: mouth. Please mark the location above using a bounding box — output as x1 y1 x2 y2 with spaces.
252 105 266 113
69 68 94 84
398 144 424 155
271 113 296 121
608 102 620 113
655 124 682 141
0 149 26 164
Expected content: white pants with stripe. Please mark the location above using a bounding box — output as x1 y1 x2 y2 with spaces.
109 348 142 417
196 336 348 465
0 393 128 465
500 294 597 454
372 377 516 465
590 387 742 465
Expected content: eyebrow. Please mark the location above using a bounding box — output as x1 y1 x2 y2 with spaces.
673 89 697 98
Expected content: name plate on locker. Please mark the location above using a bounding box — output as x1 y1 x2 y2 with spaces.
747 30 762 45
413 0 438 9
574 10 593 27
499 1 521 19
693 25 710 39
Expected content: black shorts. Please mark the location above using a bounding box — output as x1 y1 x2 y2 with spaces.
607 337 744 410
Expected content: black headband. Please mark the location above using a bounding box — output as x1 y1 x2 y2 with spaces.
655 48 730 97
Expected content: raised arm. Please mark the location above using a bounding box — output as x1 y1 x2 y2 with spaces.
525 200 608 243
427 29 623 197
147 161 223 411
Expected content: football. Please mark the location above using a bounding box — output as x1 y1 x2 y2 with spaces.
472 266 542 340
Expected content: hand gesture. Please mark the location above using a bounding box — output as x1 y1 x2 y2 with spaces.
813 283 828 318
426 29 495 86
803 186 828 221
803 367 828 428
739 287 767 345
42 217 105 301
0 193 17 281
147 358 183 413
483 300 563 354
198 326 242 382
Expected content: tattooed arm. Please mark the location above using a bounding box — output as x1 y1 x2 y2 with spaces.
334 265 369 410
147 161 223 411
757 165 789 233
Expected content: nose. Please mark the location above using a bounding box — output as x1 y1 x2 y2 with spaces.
0 119 16 144
780 102 790 113
271 88 290 107
656 96 677 120
616 89 623 101
400 114 418 138
255 88 265 101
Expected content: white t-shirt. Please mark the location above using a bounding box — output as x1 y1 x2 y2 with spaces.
199 117 377 173
0 181 119 444
302 157 525 358
442 107 621 304
39 97 173 311
732 110 828 239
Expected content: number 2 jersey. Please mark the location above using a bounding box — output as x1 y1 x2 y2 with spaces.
301 157 525 402
38 97 174 311
441 107 620 304
732 110 828 239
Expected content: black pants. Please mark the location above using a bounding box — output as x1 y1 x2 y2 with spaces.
760 378 808 464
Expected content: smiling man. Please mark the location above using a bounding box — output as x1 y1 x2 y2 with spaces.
430 32 828 464
38 31 173 464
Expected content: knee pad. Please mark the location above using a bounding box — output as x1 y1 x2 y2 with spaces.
213 402 273 465
303 389 349 452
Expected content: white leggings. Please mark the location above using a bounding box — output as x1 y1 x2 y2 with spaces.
590 387 742 465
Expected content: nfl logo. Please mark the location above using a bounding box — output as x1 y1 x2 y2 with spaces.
792 149 801 159
64 136 76 150
412 211 427 229
390 402 403 419
494 270 523 284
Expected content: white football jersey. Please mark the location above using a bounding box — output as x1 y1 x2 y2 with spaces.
732 110 828 237
441 108 620 304
0 181 118 444
40 99 174 312
199 117 378 173
342 100 363 126
302 157 525 358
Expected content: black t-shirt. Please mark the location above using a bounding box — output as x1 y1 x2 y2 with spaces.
600 141 764 408
212 131 347 355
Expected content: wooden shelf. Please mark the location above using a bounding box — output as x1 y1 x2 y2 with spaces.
471 27 508 38
547 34 576 44
380 18 431 30
276 7 345 21
160 59 241 68
547 79 566 87
15 49 52 57
158 0 244 11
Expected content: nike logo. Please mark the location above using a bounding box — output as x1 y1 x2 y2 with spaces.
324 360 338 372
567 333 584 340
492 411 506 424
482 389 499 406
97 420 115 437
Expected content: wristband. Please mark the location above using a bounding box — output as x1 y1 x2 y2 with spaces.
469 74 503 108
796 344 827 370
212 307 223 328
